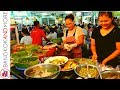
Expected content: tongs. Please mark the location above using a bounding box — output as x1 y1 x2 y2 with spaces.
96 62 102 79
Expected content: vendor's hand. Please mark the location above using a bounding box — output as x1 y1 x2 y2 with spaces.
67 45 73 51
101 59 107 66
100 63 105 67
92 54 98 62
100 64 106 71
64 44 70 51
65 43 77 51
70 43 77 49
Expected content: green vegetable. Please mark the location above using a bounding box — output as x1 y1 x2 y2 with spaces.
13 56 38 63
14 63 29 68
11 51 32 58
13 56 39 68
25 44 41 52
31 48 38 52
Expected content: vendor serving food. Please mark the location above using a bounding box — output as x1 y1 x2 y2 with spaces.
91 11 120 68
61 14 84 58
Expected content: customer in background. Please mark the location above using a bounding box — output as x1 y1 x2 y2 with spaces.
30 21 49 45
47 27 57 40
20 28 32 44
91 11 120 68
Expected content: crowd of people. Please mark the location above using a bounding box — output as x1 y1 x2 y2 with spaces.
11 11 120 68
16 20 96 46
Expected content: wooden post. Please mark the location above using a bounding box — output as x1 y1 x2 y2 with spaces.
10 25 20 45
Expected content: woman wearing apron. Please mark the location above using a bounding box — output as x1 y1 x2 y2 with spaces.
62 14 84 59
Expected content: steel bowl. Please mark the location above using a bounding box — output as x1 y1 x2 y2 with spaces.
24 63 61 79
74 64 99 79
100 70 120 79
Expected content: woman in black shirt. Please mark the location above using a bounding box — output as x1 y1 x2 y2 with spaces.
91 11 120 68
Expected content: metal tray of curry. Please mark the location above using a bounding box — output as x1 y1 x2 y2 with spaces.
100 70 120 79
74 64 99 79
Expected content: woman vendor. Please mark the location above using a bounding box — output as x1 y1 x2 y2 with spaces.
59 14 84 58
91 11 120 68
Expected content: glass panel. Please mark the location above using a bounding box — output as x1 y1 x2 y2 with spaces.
42 18 48 25
49 18 55 25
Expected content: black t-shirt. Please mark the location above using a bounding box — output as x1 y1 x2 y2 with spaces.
91 26 120 67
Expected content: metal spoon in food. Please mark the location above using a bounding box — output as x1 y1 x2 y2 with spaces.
87 64 91 78
96 62 102 79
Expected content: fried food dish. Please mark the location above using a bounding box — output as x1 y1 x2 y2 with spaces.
49 59 66 65
61 59 78 71
44 56 68 65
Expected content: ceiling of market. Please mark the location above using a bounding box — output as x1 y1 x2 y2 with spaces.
30 11 77 16
12 11 120 17
11 11 96 18
11 11 75 17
